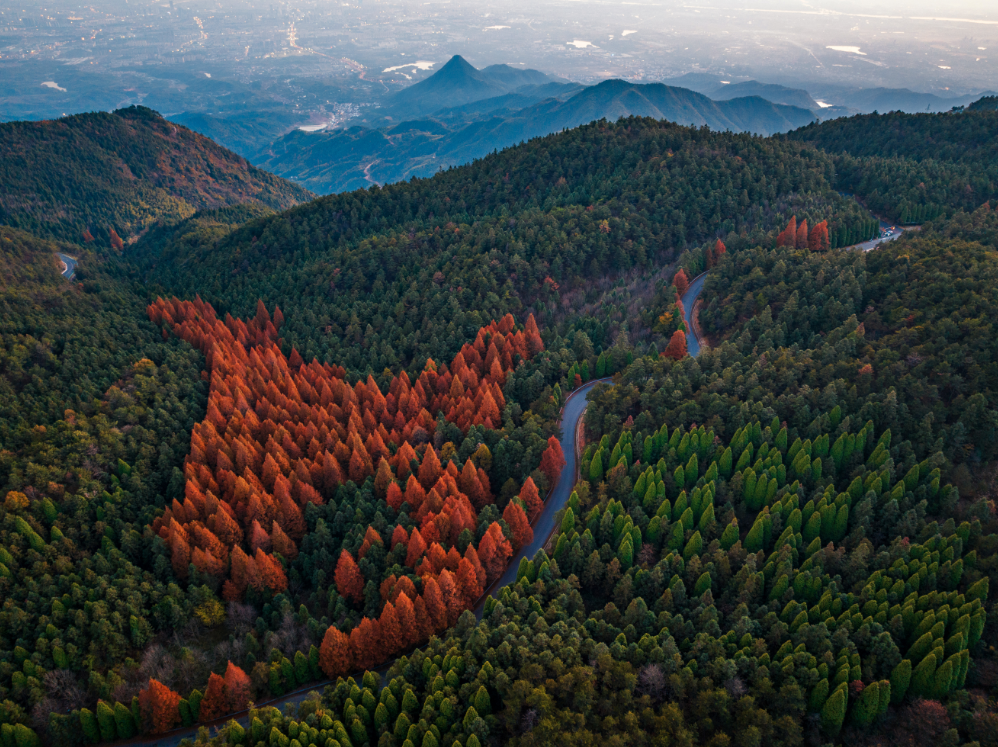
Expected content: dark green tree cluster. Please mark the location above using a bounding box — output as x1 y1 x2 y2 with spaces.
691 202 998 469
789 109 998 222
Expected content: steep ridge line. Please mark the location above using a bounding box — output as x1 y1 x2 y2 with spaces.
109 378 610 747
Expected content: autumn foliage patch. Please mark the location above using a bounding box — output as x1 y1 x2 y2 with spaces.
146 296 561 679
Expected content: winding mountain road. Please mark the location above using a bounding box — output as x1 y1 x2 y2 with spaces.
57 252 78 279
120 379 608 747
681 271 708 357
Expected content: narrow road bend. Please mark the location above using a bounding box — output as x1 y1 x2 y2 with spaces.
681 271 708 358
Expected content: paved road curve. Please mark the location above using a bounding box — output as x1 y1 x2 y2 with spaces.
121 379 608 747
680 272 708 358
676 221 906 357
57 252 78 279
475 377 606 615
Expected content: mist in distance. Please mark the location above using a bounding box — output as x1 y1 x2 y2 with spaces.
1 0 993 184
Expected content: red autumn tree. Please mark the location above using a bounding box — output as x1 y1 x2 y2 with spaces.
478 522 512 583
318 626 352 678
386 482 405 511
808 220 830 251
539 436 566 488
456 557 483 605
405 527 428 567
270 521 297 560
673 269 690 296
249 520 271 553
395 592 418 648
390 524 409 549
518 477 543 520
350 617 381 669
254 549 287 593
714 238 726 257
795 219 809 250
777 216 797 247
348 450 367 484
334 550 365 603
422 576 449 633
663 330 688 360
404 475 427 512
418 447 442 488
379 600 403 656
138 679 181 734
109 228 124 251
524 313 544 357
198 672 228 721
437 569 463 625
503 500 533 550
358 526 383 559
373 458 393 497
223 662 251 713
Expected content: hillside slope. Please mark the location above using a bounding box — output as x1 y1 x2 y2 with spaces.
142 116 869 376
0 105 313 245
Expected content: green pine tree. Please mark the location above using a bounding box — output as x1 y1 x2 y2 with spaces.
690 571 709 596
683 531 703 561
850 682 879 727
820 685 847 736
910 653 938 698
79 709 99 745
95 701 116 742
589 451 604 482
720 519 739 550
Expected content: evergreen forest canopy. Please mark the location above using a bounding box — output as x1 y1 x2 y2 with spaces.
0 102 997 747
0 106 313 246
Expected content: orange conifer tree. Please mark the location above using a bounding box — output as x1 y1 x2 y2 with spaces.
503 500 533 550
334 550 365 603
318 627 352 678
198 673 228 722
539 436 566 488
518 477 543 520
673 269 690 296
663 330 688 360
138 679 181 734
223 662 251 713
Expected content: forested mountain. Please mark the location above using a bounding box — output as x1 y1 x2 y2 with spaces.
2 99 998 747
259 81 816 194
0 106 313 245
144 117 868 379
788 107 998 223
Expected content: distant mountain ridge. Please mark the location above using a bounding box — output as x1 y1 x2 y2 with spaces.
709 80 819 112
385 55 564 118
259 72 816 194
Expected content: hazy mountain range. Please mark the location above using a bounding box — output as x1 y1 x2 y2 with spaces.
254 57 817 194
171 56 995 196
